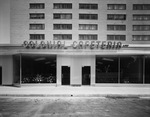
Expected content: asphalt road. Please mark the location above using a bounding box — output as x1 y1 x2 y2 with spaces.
0 97 150 117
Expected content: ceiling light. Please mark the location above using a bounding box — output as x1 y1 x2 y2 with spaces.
102 58 114 61
35 57 46 61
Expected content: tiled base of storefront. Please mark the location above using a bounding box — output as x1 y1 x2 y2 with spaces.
0 84 150 98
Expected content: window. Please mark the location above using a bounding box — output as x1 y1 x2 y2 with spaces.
107 14 126 20
79 24 98 30
133 15 150 21
53 24 72 30
107 25 126 31
79 34 97 40
30 13 45 19
120 56 143 83
30 34 45 40
107 4 126 10
132 35 150 41
30 24 45 30
53 13 72 19
96 57 118 83
29 3 45 9
79 14 98 20
133 25 150 31
53 34 72 40
107 35 126 41
133 4 150 10
79 4 98 9
53 3 72 9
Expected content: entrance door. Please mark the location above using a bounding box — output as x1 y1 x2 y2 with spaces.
62 66 70 85
0 67 2 85
82 66 91 85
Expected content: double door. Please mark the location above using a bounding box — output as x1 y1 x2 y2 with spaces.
61 66 91 85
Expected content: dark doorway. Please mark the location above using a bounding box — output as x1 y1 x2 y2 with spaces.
62 66 70 85
82 66 91 85
0 67 2 85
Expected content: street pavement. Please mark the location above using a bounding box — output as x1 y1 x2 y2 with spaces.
0 97 150 117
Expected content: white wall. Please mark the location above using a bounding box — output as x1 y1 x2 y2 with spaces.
0 0 10 44
0 55 13 85
57 55 95 85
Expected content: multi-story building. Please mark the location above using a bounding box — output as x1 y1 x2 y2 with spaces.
0 0 150 86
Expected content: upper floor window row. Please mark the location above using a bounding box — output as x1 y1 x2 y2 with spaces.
53 13 72 19
133 25 150 31
79 14 98 20
53 34 72 40
107 4 126 10
30 13 45 19
79 24 98 30
107 25 126 31
30 24 45 30
133 4 150 10
107 35 126 41
53 3 72 9
79 34 98 40
79 4 98 9
132 35 150 41
30 3 45 9
107 14 126 20
133 14 150 21
30 34 45 40
54 24 72 30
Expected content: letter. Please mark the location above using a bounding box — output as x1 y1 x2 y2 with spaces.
90 41 95 49
29 41 35 48
112 41 116 49
85 41 90 49
107 41 112 49
72 41 77 49
116 42 122 49
57 41 62 49
96 41 101 49
40 41 46 49
52 41 57 49
35 41 40 49
78 41 83 49
46 41 50 49
22 41 29 48
101 41 106 49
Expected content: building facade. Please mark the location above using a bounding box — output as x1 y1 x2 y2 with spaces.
0 0 150 86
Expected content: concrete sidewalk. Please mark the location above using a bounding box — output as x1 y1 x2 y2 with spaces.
0 85 150 98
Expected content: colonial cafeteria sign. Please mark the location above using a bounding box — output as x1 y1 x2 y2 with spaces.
22 40 128 50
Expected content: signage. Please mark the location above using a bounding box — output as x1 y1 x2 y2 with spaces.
22 40 128 50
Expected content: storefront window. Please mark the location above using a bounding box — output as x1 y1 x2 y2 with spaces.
22 55 56 83
13 54 21 84
145 56 150 83
96 56 118 83
120 56 143 83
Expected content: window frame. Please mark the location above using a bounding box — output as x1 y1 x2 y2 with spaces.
53 13 72 19
30 34 45 40
107 25 126 31
29 3 45 9
79 3 98 10
107 4 126 10
29 24 45 30
53 3 72 9
107 35 126 41
79 34 98 40
79 14 98 20
107 14 126 20
53 24 72 30
53 34 72 40
29 13 45 19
